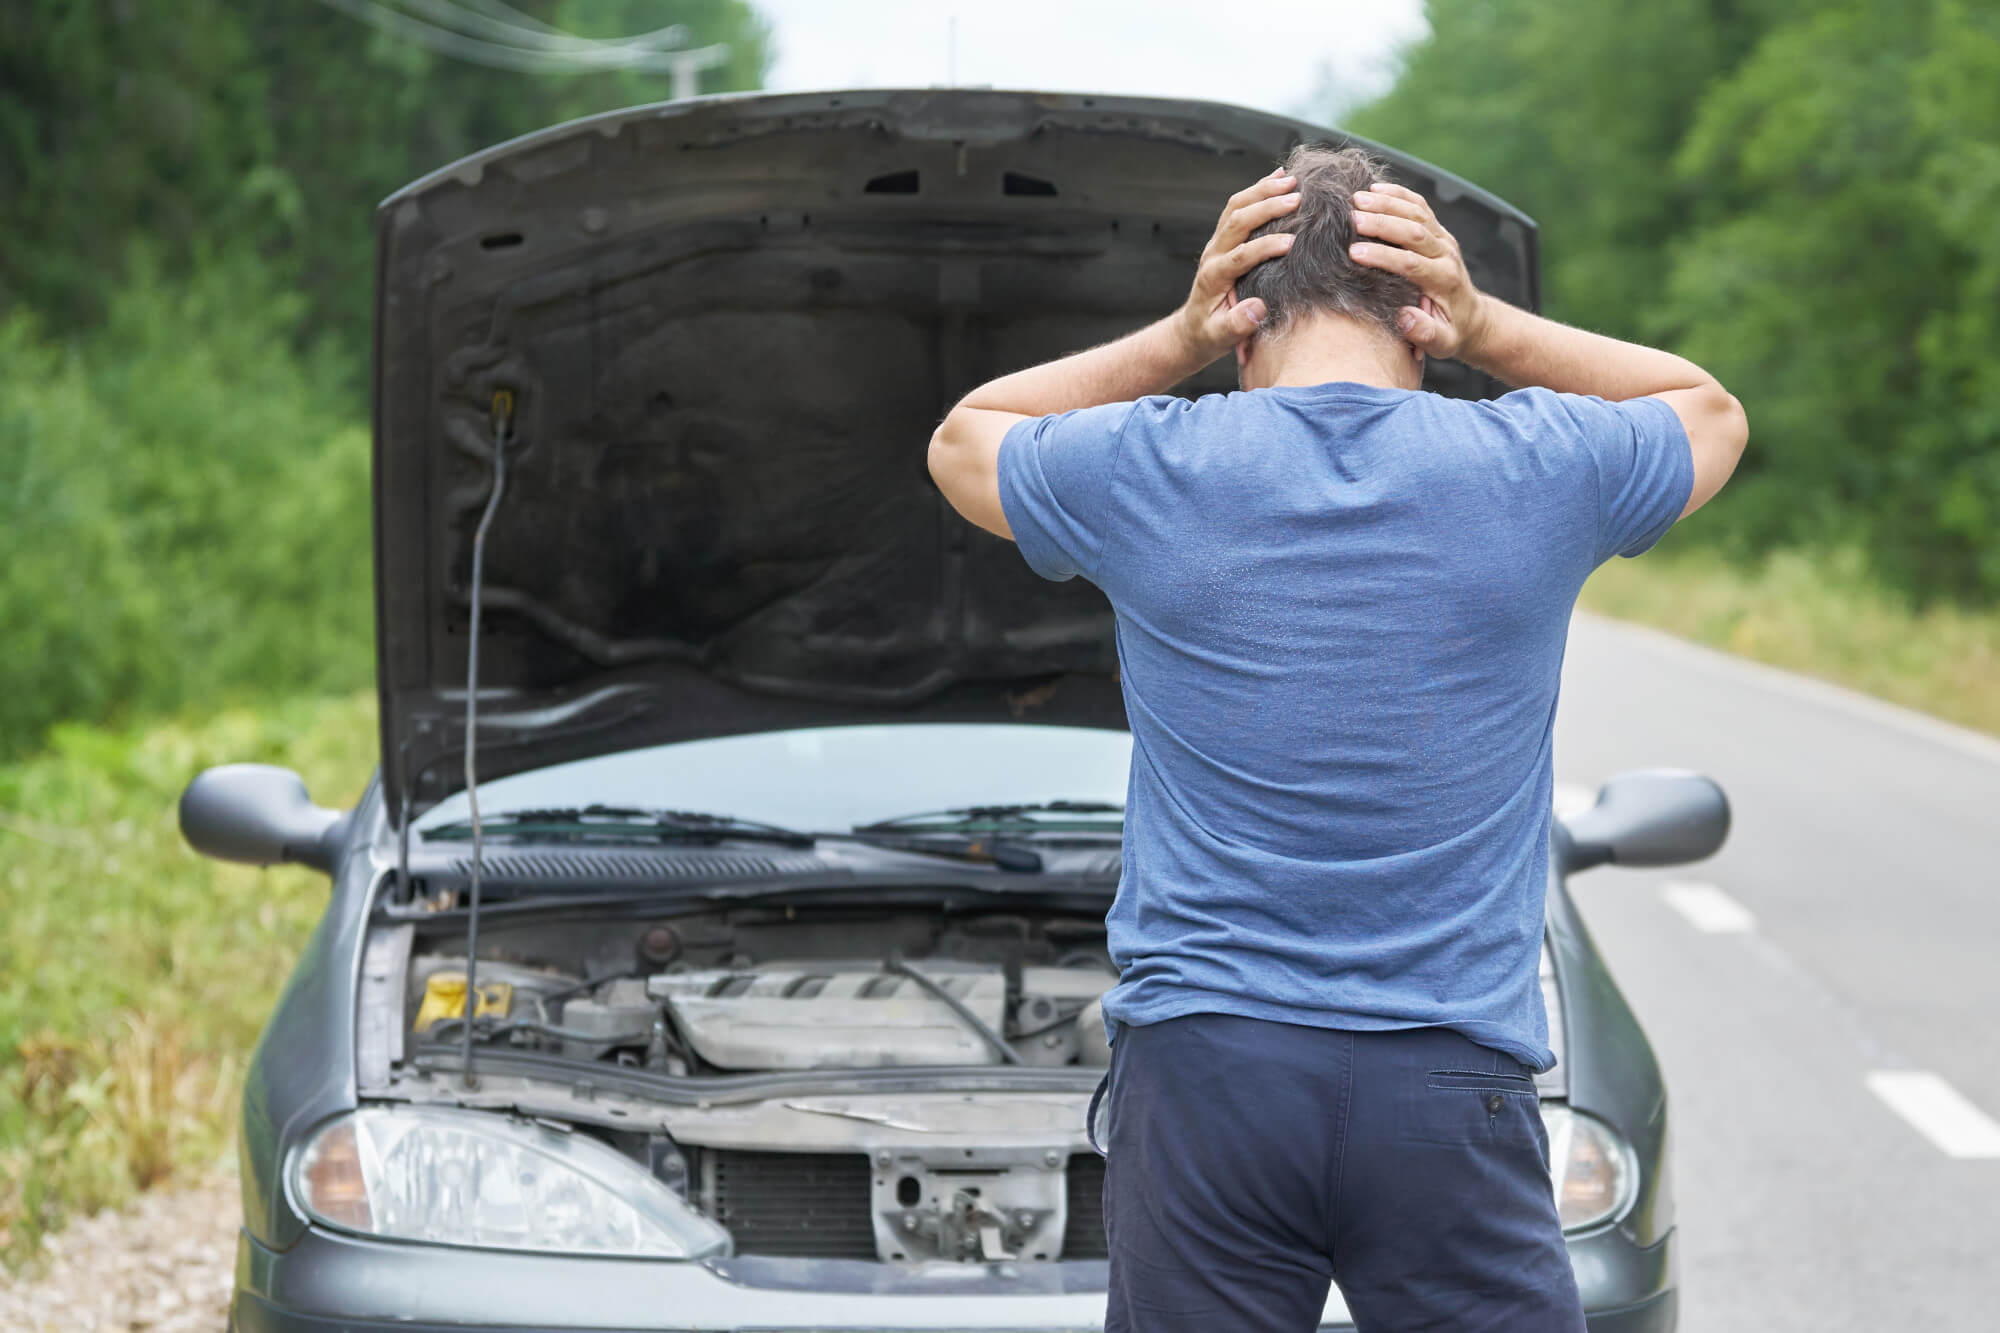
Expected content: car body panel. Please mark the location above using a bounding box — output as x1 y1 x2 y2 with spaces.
234 727 1674 1329
234 1217 1670 1330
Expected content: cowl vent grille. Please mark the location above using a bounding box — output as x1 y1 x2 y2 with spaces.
447 848 832 885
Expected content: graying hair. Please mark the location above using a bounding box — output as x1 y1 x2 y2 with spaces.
1234 143 1421 341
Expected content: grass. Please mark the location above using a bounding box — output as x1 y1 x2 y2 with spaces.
1582 544 2000 738
0 690 376 1269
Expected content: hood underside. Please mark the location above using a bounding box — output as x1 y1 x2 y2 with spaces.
373 88 1538 816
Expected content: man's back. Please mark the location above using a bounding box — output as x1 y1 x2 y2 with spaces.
1000 382 1691 1068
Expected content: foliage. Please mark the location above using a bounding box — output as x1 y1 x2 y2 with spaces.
1351 0 2000 602
0 0 774 361
0 1 772 752
0 690 377 1267
0 256 369 755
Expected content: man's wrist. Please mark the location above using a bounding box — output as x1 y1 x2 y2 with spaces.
1456 292 1501 367
1155 311 1222 383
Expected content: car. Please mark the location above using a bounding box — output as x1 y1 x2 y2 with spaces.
180 87 1728 1333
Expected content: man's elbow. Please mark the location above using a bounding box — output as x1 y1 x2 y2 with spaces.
1713 384 1749 462
1679 383 1749 518
927 418 960 493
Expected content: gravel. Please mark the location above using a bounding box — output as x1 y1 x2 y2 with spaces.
0 1170 237 1332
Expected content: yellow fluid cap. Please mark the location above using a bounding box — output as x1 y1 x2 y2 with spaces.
415 971 512 1032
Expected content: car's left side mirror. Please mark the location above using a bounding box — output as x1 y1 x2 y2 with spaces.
180 764 347 873
1556 769 1730 874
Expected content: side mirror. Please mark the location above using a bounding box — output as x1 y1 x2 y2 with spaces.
1556 769 1729 874
180 764 347 872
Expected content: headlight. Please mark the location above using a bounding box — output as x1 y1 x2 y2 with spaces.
1539 1105 1637 1233
290 1106 729 1258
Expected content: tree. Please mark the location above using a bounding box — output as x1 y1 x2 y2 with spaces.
0 0 773 359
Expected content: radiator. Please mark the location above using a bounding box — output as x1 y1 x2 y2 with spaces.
698 1149 1113 1262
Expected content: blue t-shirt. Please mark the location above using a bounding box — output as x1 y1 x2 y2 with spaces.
997 382 1693 1070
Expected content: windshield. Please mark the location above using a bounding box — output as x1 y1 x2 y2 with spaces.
414 723 1133 833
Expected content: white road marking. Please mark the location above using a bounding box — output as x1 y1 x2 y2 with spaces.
1866 1071 2000 1159
1553 782 1595 819
1662 880 1757 933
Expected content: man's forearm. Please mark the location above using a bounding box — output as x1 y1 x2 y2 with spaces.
958 314 1212 418
1460 296 1719 400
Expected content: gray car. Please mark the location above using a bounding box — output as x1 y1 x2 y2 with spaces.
180 88 1728 1332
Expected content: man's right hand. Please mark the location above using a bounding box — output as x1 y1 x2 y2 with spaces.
1177 170 1302 364
1347 181 1490 362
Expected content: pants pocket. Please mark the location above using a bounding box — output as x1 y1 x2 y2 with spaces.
1086 1068 1112 1158
1404 1067 1541 1147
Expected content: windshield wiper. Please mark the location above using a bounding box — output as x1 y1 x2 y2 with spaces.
425 804 1046 871
856 799 1124 834
424 805 816 848
843 829 1044 873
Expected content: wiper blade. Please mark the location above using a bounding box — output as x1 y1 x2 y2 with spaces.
840 830 1044 873
857 799 1124 834
424 805 816 848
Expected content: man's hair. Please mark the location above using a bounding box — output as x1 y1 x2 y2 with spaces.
1235 143 1422 342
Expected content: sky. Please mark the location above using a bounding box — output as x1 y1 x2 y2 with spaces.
752 0 1430 124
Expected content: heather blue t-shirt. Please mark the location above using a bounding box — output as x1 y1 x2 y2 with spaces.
997 383 1693 1070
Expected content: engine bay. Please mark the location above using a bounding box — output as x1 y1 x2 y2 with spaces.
398 906 1117 1077
364 902 1118 1263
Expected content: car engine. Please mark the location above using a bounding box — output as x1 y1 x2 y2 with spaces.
377 907 1119 1263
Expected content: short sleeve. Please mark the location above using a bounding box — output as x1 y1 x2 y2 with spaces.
996 400 1136 583
1554 393 1696 564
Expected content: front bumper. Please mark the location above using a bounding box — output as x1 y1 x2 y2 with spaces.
233 1223 1674 1331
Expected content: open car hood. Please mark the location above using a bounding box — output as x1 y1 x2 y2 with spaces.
373 88 1538 818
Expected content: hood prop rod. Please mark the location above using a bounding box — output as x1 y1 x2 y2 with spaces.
460 390 513 1088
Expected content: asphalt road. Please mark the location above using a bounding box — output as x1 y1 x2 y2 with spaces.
1554 612 2000 1331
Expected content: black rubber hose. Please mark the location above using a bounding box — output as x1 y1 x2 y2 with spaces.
883 952 1023 1065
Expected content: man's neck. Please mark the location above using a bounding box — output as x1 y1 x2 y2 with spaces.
1242 312 1419 391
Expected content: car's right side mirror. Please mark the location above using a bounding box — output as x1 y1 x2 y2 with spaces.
1556 769 1730 874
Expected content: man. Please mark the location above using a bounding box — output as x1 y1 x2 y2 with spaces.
928 144 1746 1332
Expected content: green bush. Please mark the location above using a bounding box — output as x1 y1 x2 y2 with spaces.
0 255 370 757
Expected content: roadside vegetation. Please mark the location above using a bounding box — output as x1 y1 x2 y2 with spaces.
0 0 773 760
0 692 375 1268
1582 546 2000 740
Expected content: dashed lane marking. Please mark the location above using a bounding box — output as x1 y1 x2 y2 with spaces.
1866 1070 2000 1159
1661 880 1757 933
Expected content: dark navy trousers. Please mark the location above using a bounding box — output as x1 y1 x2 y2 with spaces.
1096 1014 1585 1332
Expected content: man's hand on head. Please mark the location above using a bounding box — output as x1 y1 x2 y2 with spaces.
1177 168 1302 364
1348 183 1490 362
